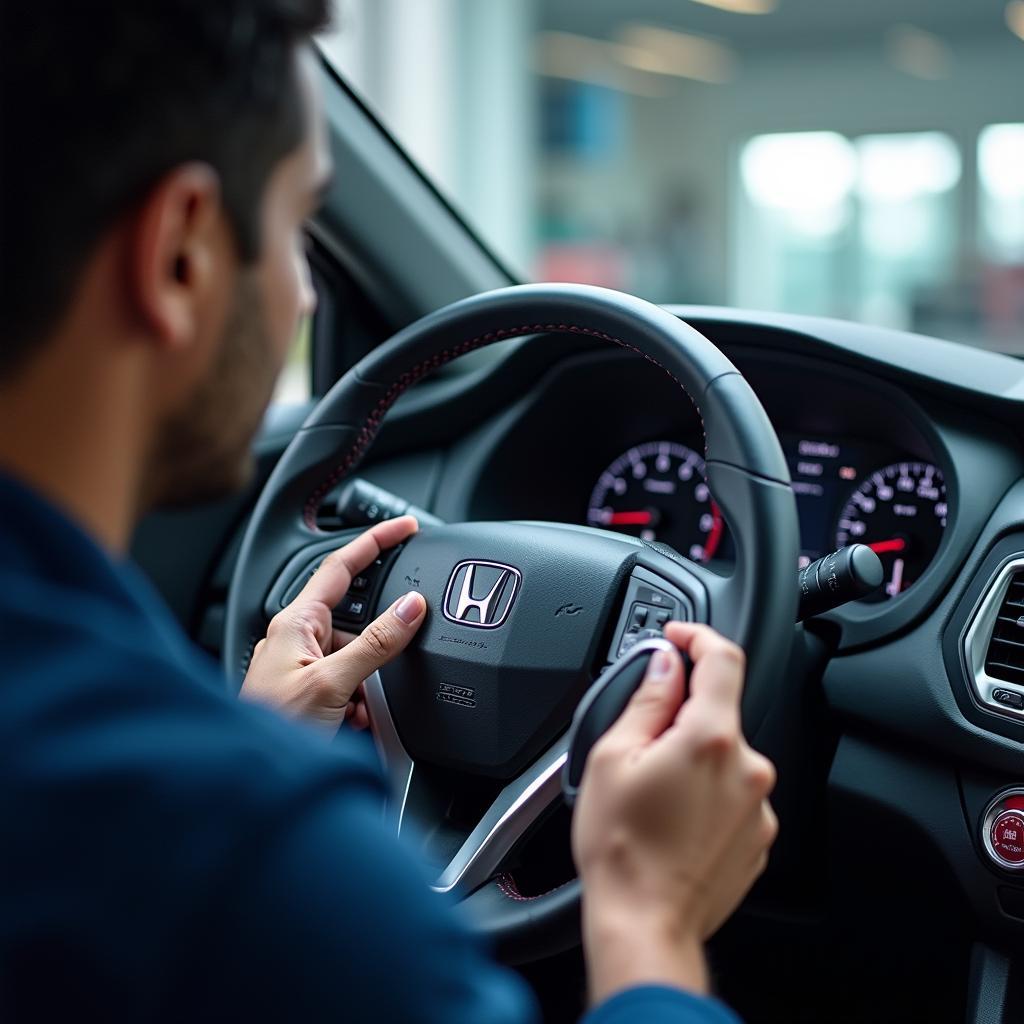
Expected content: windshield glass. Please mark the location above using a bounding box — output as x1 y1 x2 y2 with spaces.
321 0 1024 352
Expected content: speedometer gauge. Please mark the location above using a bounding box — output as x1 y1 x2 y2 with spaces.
587 441 725 562
835 461 947 599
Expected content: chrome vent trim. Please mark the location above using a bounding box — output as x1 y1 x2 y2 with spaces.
963 557 1024 722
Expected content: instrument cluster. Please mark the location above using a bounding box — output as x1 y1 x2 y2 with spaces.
586 433 948 601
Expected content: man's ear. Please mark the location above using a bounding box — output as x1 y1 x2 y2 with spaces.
129 163 226 350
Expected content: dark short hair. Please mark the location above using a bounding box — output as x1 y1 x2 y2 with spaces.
0 0 330 377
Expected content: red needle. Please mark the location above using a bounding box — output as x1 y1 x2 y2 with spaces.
704 501 724 561
608 510 654 526
869 538 907 554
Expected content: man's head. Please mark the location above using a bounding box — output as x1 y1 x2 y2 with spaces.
0 1 332 511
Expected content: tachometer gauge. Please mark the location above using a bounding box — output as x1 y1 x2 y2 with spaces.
587 441 725 562
835 461 947 599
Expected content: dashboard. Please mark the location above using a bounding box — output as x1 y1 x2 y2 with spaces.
138 300 1024 1019
450 343 957 614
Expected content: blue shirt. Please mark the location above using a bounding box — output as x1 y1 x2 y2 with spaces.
0 472 741 1023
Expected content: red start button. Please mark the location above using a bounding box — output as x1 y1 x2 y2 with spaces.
991 811 1024 864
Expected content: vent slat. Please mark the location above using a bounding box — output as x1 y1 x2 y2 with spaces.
985 570 1024 685
990 636 1024 650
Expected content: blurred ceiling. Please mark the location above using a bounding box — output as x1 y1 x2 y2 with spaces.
540 0 1015 55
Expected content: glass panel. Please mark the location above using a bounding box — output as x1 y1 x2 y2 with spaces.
979 124 1024 264
273 315 312 405
735 132 856 317
978 124 1024 352
854 132 960 331
320 0 1024 353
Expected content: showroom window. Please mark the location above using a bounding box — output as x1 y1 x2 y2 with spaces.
979 124 1024 263
977 124 1024 349
735 130 961 331
322 1 1024 353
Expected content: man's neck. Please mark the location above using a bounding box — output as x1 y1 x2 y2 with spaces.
0 341 151 554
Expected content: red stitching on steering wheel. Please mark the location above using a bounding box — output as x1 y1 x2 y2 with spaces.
495 872 575 903
303 323 708 530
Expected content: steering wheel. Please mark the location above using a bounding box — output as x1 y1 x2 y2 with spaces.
224 283 799 964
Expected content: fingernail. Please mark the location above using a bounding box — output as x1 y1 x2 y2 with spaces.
648 649 674 682
395 592 425 624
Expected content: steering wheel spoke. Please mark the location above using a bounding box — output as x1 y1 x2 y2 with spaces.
432 736 567 896
366 663 568 897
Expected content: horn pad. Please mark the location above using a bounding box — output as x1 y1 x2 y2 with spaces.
376 522 636 779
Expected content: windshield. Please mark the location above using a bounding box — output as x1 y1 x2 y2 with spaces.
320 0 1024 352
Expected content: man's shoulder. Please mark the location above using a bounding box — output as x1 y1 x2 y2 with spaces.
0 564 386 833
0 528 440 1019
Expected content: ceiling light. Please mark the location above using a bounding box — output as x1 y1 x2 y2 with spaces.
1007 1 1024 41
617 24 736 84
688 0 776 13
884 25 952 80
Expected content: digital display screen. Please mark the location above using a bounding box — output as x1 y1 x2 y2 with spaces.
782 434 866 567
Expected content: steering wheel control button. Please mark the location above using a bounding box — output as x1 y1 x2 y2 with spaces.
992 813 1024 866
607 568 692 662
619 633 639 655
350 574 369 592
992 688 1024 711
335 596 368 624
636 585 673 608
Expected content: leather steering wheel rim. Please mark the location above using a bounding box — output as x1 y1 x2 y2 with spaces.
224 282 799 963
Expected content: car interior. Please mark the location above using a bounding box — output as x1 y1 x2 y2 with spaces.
131 2 1024 1021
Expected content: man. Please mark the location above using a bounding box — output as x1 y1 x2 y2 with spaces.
0 3 777 1021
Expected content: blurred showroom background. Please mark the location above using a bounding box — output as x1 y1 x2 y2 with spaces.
318 0 1024 352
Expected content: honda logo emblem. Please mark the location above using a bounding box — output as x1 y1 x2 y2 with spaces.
442 560 521 629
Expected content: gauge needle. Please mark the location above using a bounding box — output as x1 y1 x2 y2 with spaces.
869 538 907 554
885 557 905 598
607 510 655 526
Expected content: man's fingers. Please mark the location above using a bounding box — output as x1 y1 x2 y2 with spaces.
315 591 427 706
601 645 686 748
343 687 371 731
297 516 419 609
663 621 746 717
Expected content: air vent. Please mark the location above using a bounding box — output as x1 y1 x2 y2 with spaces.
963 558 1024 721
985 571 1024 686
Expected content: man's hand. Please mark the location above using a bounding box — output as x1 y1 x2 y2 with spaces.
239 516 427 732
572 622 778 1006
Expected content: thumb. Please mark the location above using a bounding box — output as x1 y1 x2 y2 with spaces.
604 646 686 745
318 592 427 704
